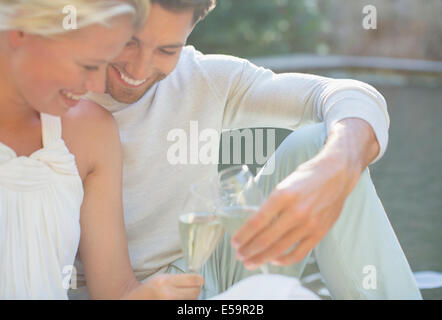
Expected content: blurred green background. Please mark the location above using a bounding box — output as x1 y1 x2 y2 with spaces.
189 0 442 60
189 0 442 299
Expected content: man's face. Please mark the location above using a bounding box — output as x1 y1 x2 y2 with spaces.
106 3 195 103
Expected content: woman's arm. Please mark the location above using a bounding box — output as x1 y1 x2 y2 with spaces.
77 105 133 298
66 101 203 299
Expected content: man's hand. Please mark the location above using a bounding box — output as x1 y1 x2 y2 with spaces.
122 274 204 300
231 118 380 269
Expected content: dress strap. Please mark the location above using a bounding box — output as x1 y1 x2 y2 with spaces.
41 113 62 147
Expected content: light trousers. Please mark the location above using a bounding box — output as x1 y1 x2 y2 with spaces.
167 123 422 300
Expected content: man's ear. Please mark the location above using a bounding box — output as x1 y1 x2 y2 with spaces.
7 30 26 49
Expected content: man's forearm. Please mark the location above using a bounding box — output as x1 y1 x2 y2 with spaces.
301 118 380 195
329 118 380 171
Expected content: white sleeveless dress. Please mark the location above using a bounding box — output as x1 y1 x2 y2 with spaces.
0 113 84 299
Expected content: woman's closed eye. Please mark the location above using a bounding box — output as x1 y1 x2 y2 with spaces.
125 40 138 48
83 65 100 71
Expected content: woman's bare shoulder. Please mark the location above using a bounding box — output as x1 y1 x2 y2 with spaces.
61 99 121 181
62 99 116 128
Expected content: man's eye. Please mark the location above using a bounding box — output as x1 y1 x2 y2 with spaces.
83 65 99 71
160 49 177 56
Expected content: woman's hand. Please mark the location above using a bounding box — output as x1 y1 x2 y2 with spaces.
122 274 205 300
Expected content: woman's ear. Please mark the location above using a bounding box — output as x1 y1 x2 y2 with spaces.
7 30 26 49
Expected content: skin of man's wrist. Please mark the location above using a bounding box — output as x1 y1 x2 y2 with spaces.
329 118 379 171
304 118 380 194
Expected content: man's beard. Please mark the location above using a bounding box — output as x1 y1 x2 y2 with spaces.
106 70 167 104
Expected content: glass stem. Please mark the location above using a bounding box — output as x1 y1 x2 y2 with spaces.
260 264 270 274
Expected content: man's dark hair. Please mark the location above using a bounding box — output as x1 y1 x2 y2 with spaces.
150 0 216 24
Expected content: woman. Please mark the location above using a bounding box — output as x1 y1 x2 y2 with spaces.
0 0 203 299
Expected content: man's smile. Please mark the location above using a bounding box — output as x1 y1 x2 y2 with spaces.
111 64 147 88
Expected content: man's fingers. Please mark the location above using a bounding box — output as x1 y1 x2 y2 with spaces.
272 236 318 266
231 191 288 248
236 209 305 260
242 226 311 268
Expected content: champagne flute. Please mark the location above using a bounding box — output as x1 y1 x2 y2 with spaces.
179 212 224 273
214 165 270 274
179 177 224 273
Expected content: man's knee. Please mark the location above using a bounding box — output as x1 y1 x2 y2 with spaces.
255 122 328 195
281 123 327 161
264 122 328 176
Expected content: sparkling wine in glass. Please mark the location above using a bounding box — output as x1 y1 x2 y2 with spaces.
215 165 270 274
179 176 224 273
179 212 224 273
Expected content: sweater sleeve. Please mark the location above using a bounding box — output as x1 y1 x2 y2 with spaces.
193 48 390 164
214 58 390 164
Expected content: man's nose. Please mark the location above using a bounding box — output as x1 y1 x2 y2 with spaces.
127 51 154 80
84 68 107 94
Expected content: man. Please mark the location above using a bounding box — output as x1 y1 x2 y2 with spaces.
70 0 421 299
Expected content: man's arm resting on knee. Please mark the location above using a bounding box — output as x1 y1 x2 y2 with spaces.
207 57 390 268
230 118 382 269
322 117 381 192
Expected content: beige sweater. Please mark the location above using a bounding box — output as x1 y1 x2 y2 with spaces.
74 46 389 289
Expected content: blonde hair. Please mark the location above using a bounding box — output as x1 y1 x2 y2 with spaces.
0 0 150 36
